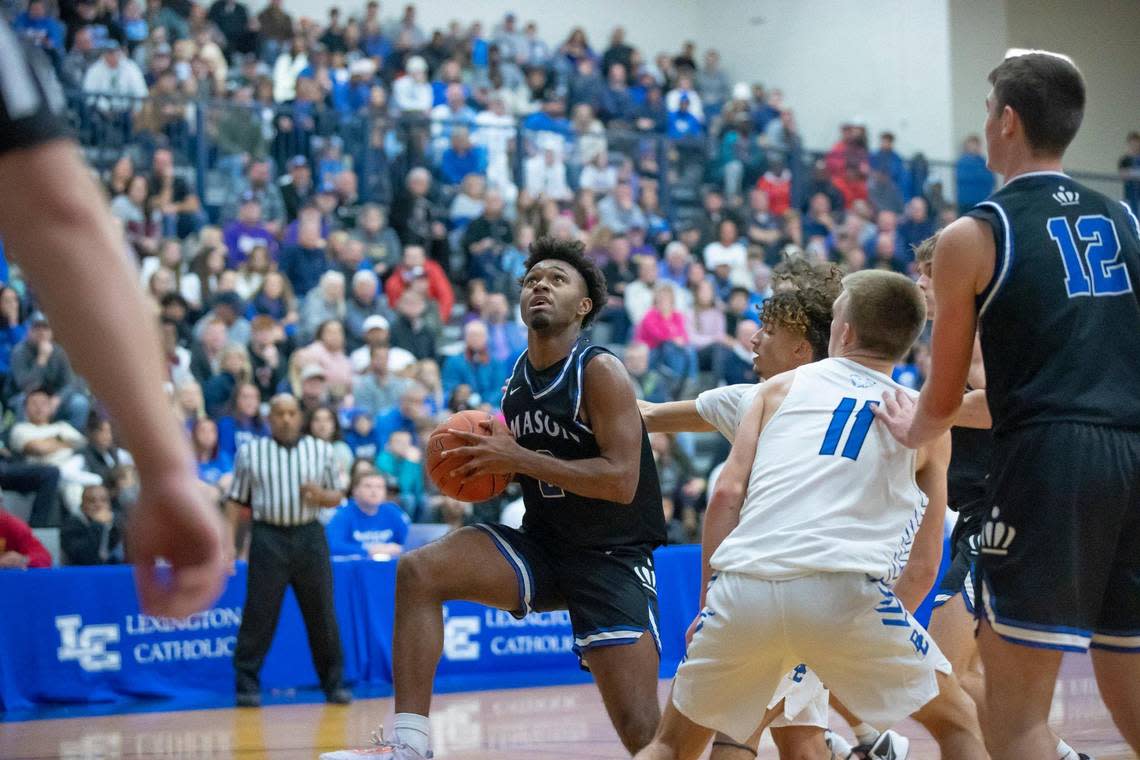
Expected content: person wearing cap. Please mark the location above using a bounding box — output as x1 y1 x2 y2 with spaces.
279 155 314 222
82 38 149 116
9 313 92 431
392 55 431 114
343 270 388 349
223 192 277 268
349 315 415 375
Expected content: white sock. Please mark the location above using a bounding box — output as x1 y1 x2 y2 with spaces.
1056 738 1078 760
853 722 880 746
393 712 431 755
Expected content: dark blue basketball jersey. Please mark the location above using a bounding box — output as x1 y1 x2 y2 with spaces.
500 338 666 550
967 172 1140 434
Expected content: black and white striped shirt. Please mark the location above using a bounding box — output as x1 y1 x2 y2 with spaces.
228 435 340 527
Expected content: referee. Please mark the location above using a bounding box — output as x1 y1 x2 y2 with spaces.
226 394 350 707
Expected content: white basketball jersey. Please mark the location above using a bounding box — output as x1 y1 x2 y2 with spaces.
710 358 927 582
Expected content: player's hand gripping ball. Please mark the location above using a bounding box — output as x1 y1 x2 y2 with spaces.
427 410 515 502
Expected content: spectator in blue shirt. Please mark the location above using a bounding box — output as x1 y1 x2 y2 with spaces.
325 472 409 558
374 383 431 448
442 320 508 409
0 286 27 376
279 215 331 297
438 127 487 187
955 135 996 212
13 0 65 55
667 96 704 139
216 382 269 460
192 417 233 491
898 197 936 264
344 410 384 461
870 132 909 199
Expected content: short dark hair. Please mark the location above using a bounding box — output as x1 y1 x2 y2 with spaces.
758 287 833 362
521 237 607 327
988 51 1085 156
1128 131 1140 143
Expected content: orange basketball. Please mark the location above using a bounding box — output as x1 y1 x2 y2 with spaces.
426 409 514 502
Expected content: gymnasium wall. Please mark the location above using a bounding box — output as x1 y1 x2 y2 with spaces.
1000 0 1140 175
698 0 955 169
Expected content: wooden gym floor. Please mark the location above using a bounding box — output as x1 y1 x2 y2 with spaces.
1 655 1131 759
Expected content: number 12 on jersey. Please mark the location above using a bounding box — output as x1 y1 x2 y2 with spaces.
1047 215 1133 297
819 397 878 461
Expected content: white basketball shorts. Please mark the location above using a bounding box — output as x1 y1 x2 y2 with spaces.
673 571 951 742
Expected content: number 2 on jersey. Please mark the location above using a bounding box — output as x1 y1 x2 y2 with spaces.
535 449 565 498
819 397 878 461
1047 215 1133 297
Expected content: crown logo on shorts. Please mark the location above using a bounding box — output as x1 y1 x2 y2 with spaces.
980 506 1016 556
1052 185 1080 206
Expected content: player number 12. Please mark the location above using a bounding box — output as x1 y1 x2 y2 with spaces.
819 397 878 461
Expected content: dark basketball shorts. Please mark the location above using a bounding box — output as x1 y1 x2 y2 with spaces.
473 523 661 667
975 422 1140 653
933 508 984 613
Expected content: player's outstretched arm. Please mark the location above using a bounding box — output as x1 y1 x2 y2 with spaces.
893 431 952 612
637 399 716 434
699 387 768 606
0 140 225 617
877 218 993 447
450 354 645 503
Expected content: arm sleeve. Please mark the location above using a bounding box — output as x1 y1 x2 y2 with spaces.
9 516 52 567
392 507 411 544
0 20 70 155
694 384 755 441
324 508 362 556
320 444 339 490
227 444 253 505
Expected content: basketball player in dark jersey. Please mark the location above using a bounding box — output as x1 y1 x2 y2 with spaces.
323 237 666 759
878 50 1140 758
914 235 1090 760
0 21 225 617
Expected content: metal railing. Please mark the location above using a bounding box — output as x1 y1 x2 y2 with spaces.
65 90 1126 226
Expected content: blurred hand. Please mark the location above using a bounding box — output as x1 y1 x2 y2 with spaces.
0 551 29 569
127 471 227 618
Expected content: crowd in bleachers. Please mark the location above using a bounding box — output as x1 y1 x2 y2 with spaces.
0 0 1037 567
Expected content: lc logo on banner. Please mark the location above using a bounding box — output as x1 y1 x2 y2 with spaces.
56 615 122 672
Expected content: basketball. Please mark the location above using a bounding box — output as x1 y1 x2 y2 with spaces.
426 409 514 502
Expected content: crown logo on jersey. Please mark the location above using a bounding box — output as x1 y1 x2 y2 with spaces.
980 506 1016 556
1052 185 1080 206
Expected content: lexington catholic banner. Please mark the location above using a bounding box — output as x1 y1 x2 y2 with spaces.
0 545 702 715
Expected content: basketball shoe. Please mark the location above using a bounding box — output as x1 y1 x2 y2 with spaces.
320 728 433 759
849 729 909 760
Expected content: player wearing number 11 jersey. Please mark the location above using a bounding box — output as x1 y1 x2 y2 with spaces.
635 271 986 760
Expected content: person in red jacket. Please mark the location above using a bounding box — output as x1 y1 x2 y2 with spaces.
0 502 52 569
756 156 792 216
384 245 455 322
